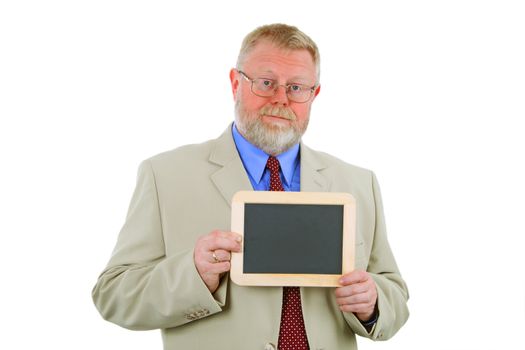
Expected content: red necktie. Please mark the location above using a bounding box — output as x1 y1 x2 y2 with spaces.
266 156 310 350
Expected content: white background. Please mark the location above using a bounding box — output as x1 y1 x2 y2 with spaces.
1 1 524 349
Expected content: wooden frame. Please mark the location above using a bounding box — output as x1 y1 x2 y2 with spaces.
230 191 356 287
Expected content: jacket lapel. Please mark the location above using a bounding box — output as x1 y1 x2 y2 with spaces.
209 125 253 207
300 143 331 192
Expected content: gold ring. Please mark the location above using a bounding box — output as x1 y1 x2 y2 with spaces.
212 251 220 263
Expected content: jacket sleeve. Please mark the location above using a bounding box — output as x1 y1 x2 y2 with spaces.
91 160 228 330
343 172 409 340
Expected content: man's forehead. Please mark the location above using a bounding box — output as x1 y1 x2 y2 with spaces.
243 41 316 77
245 41 312 61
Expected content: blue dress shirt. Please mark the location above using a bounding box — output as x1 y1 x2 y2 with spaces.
231 124 301 192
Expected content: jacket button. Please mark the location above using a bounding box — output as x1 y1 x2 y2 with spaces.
264 343 275 350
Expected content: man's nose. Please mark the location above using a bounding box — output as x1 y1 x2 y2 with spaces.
269 85 289 106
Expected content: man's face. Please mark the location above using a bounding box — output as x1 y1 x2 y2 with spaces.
230 40 320 155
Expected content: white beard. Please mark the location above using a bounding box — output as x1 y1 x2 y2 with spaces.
234 100 309 156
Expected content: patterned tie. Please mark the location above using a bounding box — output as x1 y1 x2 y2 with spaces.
266 156 310 350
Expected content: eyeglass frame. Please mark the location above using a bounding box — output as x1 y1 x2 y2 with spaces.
237 69 318 103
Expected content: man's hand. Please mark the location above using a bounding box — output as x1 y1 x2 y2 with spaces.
194 230 242 293
335 270 378 322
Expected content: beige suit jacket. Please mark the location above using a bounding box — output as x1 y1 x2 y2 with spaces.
92 125 409 350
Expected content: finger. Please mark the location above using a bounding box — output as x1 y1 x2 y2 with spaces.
211 238 242 253
336 294 371 307
339 302 374 314
208 230 243 243
203 235 242 252
203 261 231 275
336 291 375 306
197 238 239 255
334 283 369 298
339 270 369 286
335 292 372 306
210 249 231 263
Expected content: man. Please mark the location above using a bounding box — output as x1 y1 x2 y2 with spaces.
92 23 409 350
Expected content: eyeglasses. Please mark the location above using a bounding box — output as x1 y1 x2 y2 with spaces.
237 70 317 103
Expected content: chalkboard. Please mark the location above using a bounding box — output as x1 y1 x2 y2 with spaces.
243 203 343 274
230 191 356 287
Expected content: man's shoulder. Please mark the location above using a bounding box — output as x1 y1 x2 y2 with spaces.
144 126 233 169
147 138 217 166
303 146 378 193
303 145 373 177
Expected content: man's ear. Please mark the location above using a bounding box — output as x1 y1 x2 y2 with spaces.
314 84 321 97
313 84 321 99
230 68 240 101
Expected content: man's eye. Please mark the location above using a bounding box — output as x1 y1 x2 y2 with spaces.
256 79 274 91
290 85 302 92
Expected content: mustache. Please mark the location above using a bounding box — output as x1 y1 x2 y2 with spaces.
259 105 297 121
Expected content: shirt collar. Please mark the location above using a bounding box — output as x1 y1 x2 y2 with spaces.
232 123 300 186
